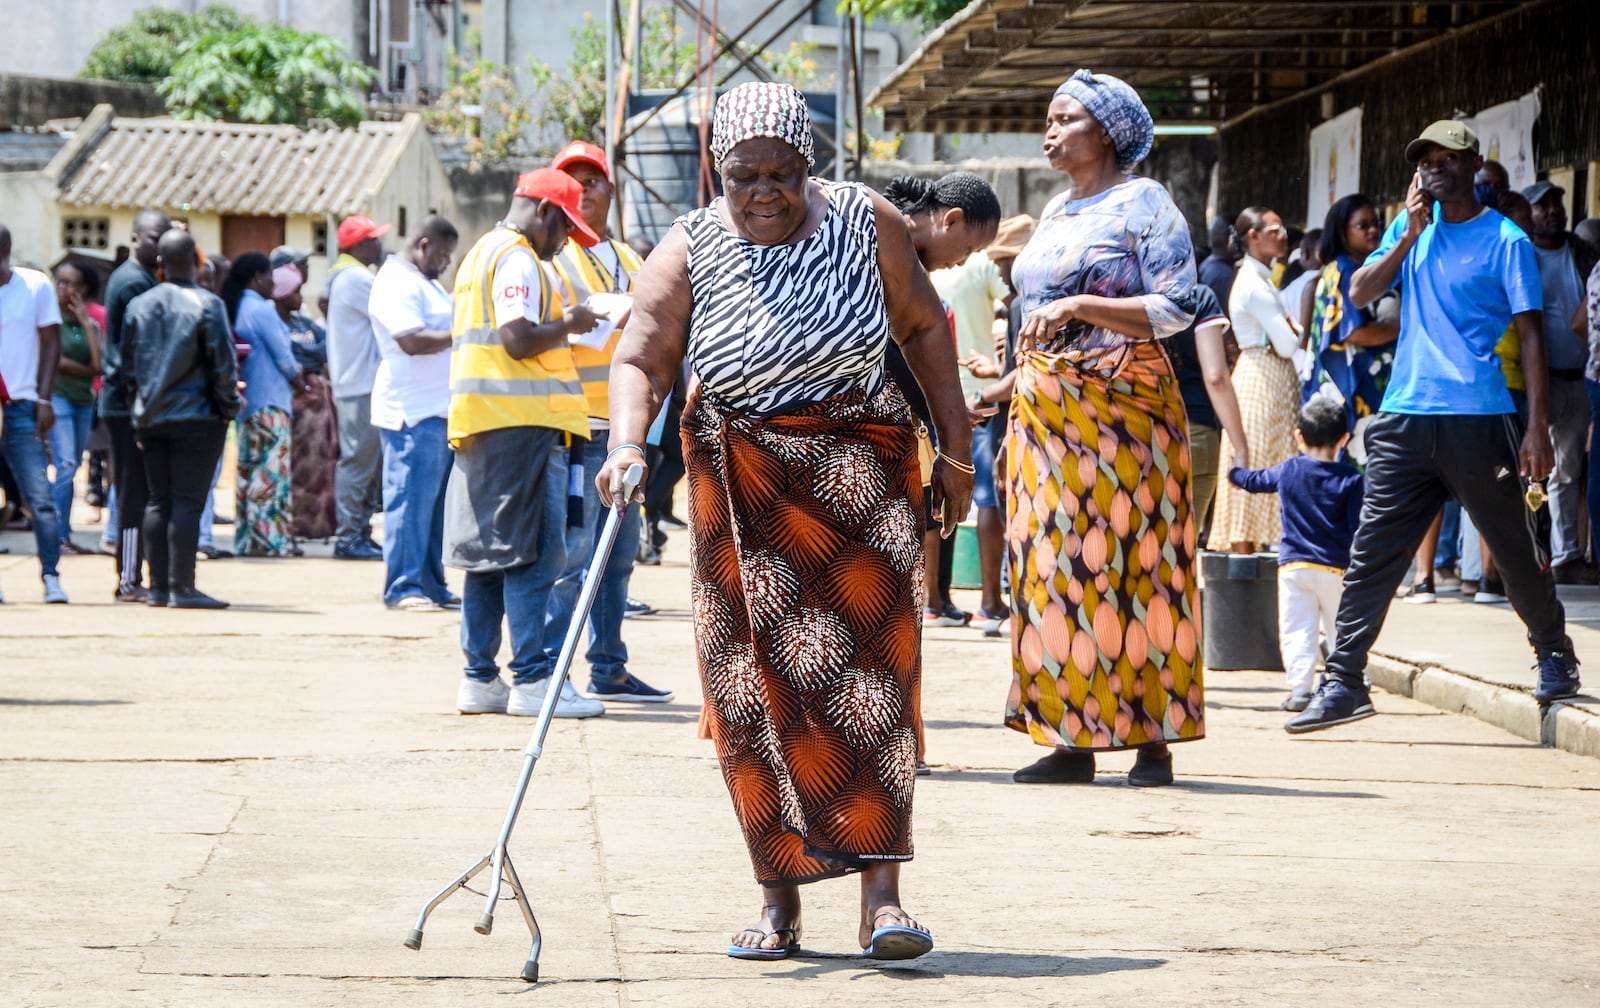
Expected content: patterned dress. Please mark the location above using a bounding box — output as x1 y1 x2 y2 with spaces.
1003 176 1206 752
235 407 293 555
1304 254 1395 456
1208 255 1300 548
681 181 923 886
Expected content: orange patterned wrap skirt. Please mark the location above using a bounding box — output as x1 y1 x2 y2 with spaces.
1002 341 1205 750
685 383 924 887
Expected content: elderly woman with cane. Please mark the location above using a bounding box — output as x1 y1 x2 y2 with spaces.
1000 70 1204 787
597 83 973 962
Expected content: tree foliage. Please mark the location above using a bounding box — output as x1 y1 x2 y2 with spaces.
526 8 701 146
159 27 375 129
79 4 247 83
426 58 537 166
526 5 820 147
841 0 968 30
80 6 375 129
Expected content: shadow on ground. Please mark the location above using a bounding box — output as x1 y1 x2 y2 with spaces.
777 949 1166 980
0 697 132 707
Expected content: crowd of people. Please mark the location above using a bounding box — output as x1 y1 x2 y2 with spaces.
2 67 1595 963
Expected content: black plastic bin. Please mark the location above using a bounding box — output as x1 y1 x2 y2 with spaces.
1199 550 1283 671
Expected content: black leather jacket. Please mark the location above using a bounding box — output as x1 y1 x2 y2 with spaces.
100 258 158 419
126 281 242 429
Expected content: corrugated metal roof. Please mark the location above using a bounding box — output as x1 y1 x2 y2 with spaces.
55 115 416 216
0 131 68 171
868 0 1539 132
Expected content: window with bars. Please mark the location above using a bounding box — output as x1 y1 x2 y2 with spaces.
62 217 110 250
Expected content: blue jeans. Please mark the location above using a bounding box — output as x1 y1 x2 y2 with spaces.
1 401 63 577
380 418 452 605
47 396 95 541
541 437 604 678
588 501 641 682
1586 380 1600 565
971 415 998 510
1436 499 1461 569
538 436 641 683
197 454 223 550
461 438 568 684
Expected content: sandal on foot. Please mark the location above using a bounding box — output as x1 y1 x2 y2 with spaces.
726 926 799 960
863 913 933 960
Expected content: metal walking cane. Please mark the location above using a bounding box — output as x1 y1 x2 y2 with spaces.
403 462 644 983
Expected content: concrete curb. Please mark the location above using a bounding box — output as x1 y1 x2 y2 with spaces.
1368 652 1600 758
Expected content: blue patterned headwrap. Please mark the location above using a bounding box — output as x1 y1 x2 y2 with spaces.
1054 69 1154 170
710 82 816 168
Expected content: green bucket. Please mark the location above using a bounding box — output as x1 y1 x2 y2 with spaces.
951 523 982 590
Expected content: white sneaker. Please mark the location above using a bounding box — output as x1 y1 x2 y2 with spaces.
507 677 604 718
456 676 510 714
42 574 69 604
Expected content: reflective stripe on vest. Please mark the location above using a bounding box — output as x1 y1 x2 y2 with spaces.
447 229 589 446
553 237 643 420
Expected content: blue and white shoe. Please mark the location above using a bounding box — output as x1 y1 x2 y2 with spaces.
587 672 674 703
623 596 656 618
1533 638 1581 703
1284 678 1375 734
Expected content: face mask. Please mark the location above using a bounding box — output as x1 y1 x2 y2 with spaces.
1474 182 1498 206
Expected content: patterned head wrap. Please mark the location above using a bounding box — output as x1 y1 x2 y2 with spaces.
710 82 815 169
1054 69 1154 171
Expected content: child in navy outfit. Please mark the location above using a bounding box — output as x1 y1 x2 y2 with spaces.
1229 396 1364 710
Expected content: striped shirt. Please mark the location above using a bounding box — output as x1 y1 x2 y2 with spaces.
681 180 889 415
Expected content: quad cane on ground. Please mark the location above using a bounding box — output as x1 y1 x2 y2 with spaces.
403 463 644 982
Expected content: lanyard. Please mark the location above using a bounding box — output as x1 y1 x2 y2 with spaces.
579 241 627 292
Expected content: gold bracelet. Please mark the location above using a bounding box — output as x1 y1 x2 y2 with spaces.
938 451 976 475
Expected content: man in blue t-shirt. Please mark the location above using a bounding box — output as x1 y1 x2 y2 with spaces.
1286 120 1582 734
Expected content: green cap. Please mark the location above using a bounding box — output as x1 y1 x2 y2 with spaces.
1404 120 1479 162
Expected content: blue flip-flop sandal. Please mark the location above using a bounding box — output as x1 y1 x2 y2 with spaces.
863 913 934 960
726 926 800 960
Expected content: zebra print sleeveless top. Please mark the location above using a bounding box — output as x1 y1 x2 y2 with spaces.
681 180 889 416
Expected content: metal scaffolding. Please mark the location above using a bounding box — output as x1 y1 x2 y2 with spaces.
600 0 865 239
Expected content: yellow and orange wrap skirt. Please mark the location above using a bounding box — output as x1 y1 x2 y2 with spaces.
1002 341 1205 750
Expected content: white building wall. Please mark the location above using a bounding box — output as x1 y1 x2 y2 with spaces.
2 1 359 81
0 172 62 269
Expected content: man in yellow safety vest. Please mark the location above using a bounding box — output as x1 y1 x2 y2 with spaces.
544 140 673 704
444 168 609 719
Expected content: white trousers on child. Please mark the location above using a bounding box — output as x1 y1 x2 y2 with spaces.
1279 564 1345 694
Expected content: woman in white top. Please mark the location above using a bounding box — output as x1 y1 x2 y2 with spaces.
1207 206 1301 553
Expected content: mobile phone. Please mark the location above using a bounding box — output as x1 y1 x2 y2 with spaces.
1413 171 1435 225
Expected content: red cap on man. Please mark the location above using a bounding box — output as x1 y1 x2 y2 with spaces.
337 215 391 251
552 140 611 182
514 168 601 248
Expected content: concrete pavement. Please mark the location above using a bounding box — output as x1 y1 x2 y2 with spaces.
3 523 1600 1006
1369 583 1600 756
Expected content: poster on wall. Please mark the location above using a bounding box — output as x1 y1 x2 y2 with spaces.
1307 107 1362 229
1464 89 1541 190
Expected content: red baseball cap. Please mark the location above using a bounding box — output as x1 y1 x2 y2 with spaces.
553 140 610 182
514 168 600 248
337 215 391 251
